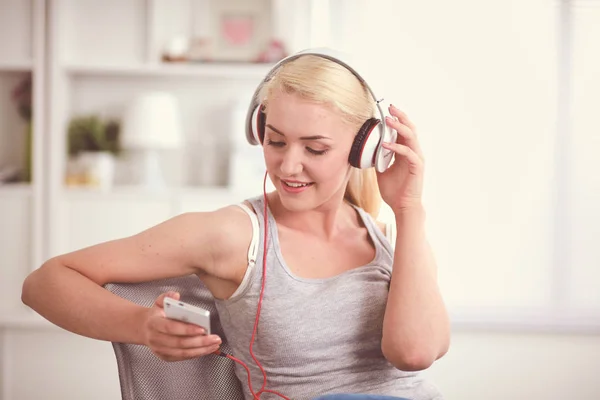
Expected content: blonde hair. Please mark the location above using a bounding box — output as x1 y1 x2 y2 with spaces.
258 55 382 218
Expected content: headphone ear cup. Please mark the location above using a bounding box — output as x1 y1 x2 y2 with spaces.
250 104 267 145
348 118 381 169
374 120 398 173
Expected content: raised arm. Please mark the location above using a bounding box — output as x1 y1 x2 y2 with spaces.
377 105 451 371
21 206 250 348
382 206 450 371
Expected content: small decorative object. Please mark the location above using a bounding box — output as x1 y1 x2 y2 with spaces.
188 37 213 62
206 0 272 62
256 39 288 63
67 116 121 190
121 92 183 189
162 35 190 62
11 73 33 182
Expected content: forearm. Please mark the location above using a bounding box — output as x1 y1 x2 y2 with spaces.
22 258 148 345
381 205 450 370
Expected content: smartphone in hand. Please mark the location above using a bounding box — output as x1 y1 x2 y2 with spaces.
163 297 211 335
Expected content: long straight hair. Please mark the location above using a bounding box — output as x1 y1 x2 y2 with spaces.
258 55 382 218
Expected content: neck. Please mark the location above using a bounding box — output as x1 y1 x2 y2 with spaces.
267 191 355 240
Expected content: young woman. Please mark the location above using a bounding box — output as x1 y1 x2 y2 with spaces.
22 50 450 400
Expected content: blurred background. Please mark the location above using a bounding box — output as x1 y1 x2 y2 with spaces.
0 0 599 399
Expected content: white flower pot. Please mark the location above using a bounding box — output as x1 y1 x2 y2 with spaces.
78 151 116 191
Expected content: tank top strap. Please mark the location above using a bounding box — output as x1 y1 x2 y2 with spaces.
351 205 395 259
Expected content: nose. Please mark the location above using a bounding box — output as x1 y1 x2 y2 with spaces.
279 146 303 176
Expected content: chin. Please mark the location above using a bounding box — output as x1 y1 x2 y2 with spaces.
278 195 316 213
272 180 314 211
275 184 343 214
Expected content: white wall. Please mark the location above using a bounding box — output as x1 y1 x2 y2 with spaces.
427 331 600 399
2 328 120 400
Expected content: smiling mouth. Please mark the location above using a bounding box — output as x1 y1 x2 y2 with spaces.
282 181 314 188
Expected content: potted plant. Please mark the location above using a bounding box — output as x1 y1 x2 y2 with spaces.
67 115 121 190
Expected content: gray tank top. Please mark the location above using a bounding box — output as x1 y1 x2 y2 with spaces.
214 196 443 400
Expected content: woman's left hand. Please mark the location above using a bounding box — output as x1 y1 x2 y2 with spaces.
376 104 425 212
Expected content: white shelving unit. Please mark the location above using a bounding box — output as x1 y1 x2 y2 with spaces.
0 3 47 400
43 0 318 259
0 0 45 316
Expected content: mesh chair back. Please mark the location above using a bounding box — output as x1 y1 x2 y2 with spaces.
105 276 244 400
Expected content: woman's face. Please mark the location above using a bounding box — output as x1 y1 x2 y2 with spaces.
263 90 356 212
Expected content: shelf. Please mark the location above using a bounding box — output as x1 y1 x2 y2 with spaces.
0 183 33 197
63 185 231 198
0 60 33 72
64 62 276 79
0 313 55 329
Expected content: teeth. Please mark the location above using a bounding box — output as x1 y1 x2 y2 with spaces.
284 181 310 188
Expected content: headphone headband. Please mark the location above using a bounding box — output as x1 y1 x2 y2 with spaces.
245 47 388 144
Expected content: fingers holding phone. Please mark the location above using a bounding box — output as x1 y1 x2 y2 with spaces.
143 291 221 362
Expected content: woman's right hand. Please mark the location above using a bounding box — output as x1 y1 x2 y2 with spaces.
142 291 222 362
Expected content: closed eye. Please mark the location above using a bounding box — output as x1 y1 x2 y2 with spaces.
306 148 328 156
266 139 285 147
267 139 328 156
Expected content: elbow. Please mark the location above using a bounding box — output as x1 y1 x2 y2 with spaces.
21 259 55 308
382 347 435 372
21 272 35 307
381 336 449 372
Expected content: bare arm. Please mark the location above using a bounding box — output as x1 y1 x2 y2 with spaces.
21 207 247 345
381 205 451 371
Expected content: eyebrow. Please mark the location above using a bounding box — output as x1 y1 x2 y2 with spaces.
266 124 332 141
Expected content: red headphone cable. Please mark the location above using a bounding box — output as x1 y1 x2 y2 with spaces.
215 171 289 400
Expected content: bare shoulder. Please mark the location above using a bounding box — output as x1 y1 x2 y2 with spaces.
177 202 252 240
137 204 252 256
192 203 255 279
185 202 258 299
206 203 255 250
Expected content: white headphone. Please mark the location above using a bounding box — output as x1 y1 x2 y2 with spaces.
244 47 397 173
